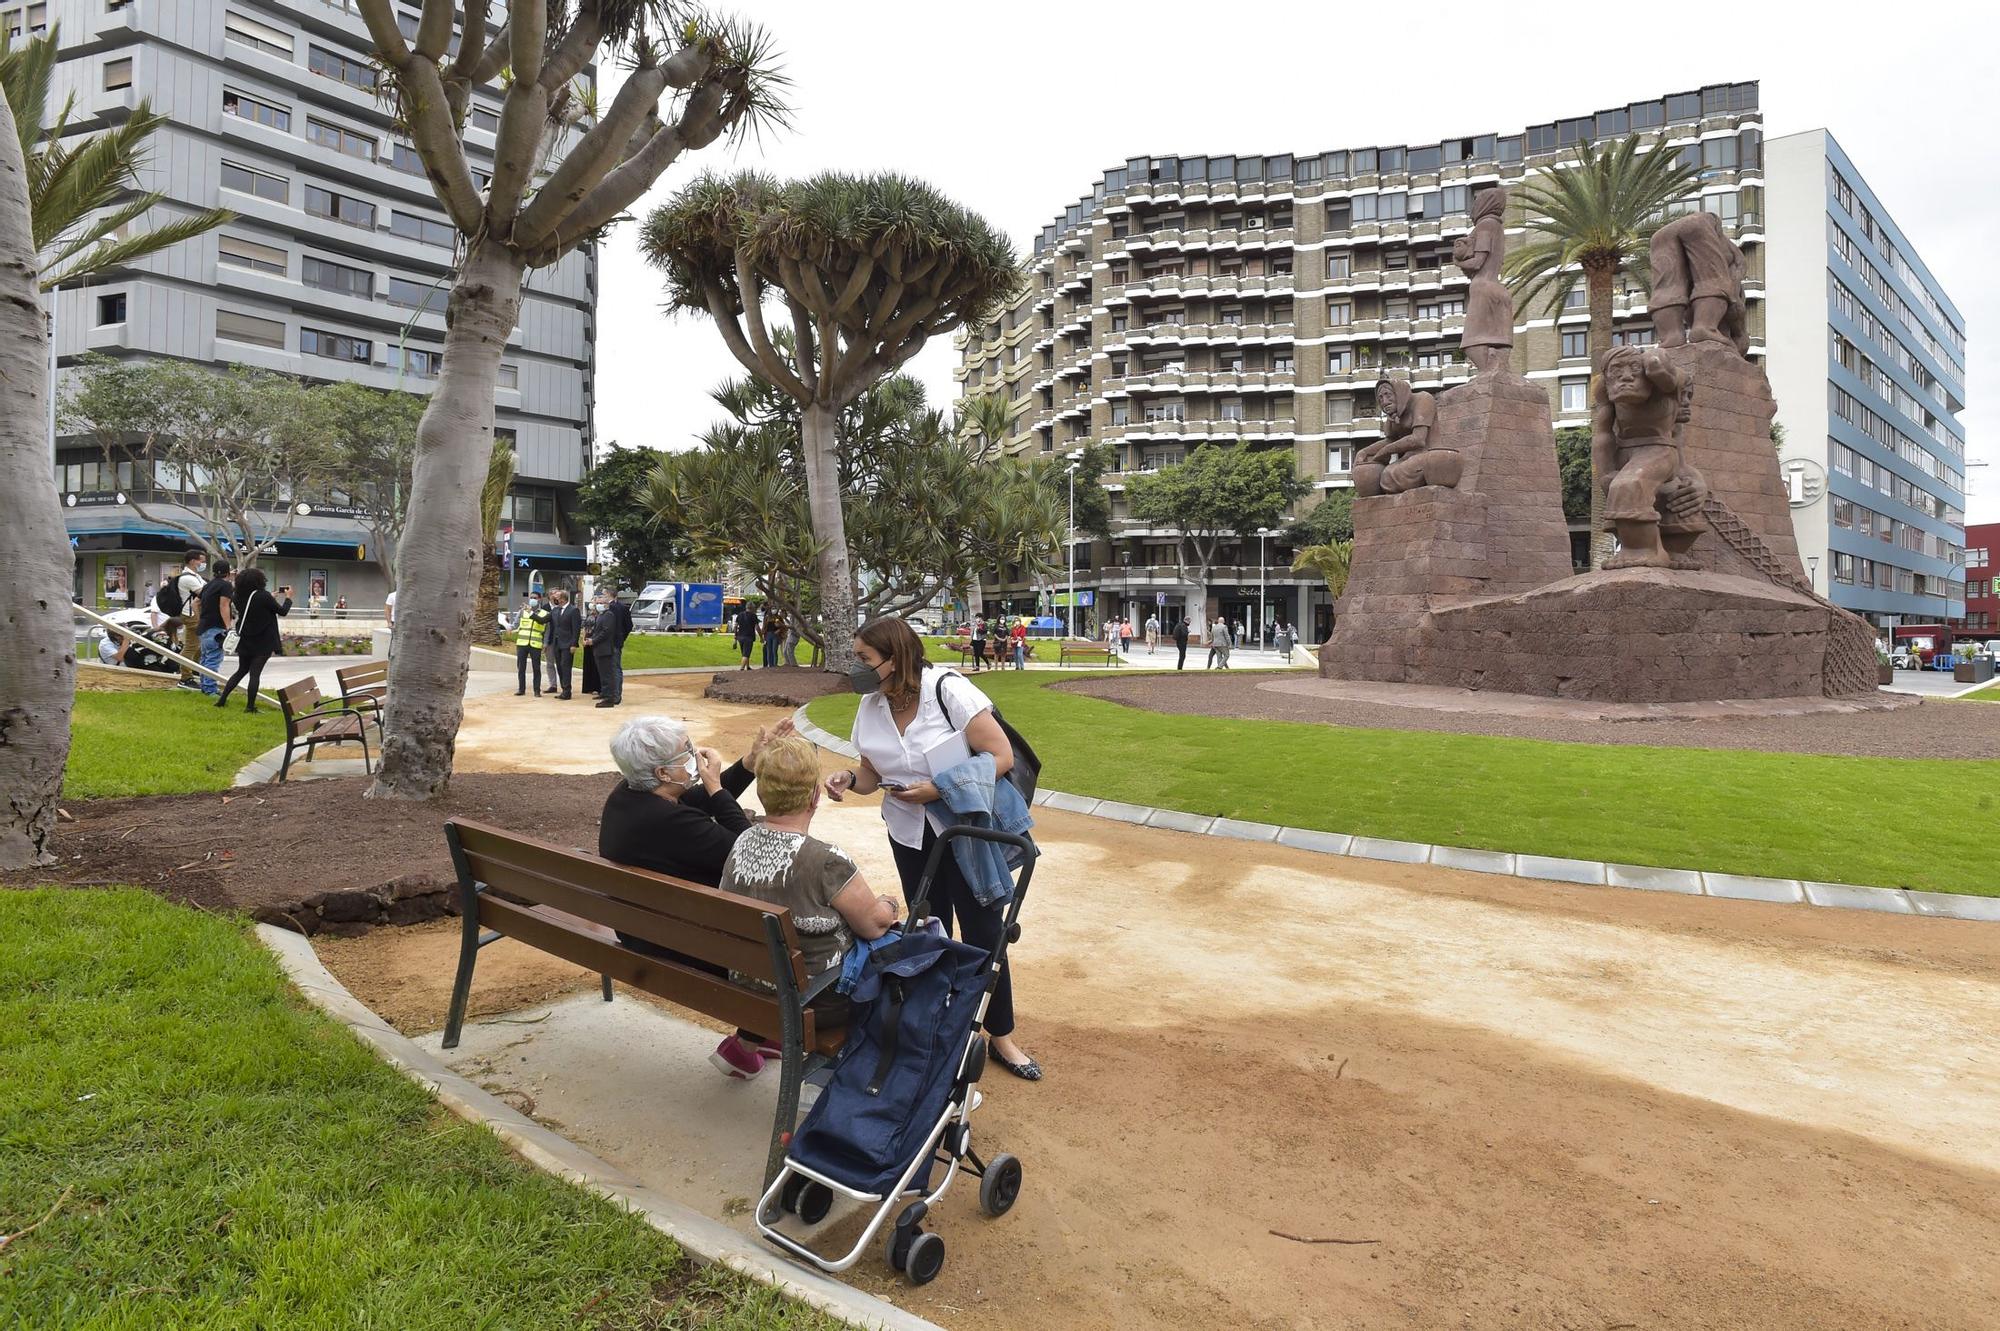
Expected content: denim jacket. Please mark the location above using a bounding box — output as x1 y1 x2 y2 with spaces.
925 752 1033 907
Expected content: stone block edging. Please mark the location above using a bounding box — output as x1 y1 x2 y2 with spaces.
789 708 1994 925
254 925 945 1331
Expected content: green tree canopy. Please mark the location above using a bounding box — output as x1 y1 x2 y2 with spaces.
1127 445 1307 624
1285 489 1353 546
571 443 688 592
1555 426 1594 524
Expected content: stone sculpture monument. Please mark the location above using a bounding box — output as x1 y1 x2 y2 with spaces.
1352 379 1456 496
1593 347 1707 570
1451 186 1513 374
1321 190 1882 703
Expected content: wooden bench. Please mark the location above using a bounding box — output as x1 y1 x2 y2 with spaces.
441 818 845 1185
274 678 374 781
334 659 389 727
1058 640 1120 668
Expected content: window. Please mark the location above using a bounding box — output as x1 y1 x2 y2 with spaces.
308 44 376 91
1326 443 1354 473
301 326 371 363
1559 379 1588 413
1327 396 1354 424
387 276 446 315
395 345 444 379
1109 315 1127 333
103 57 132 90
218 234 286 274
1832 552 1856 585
222 89 289 131
503 485 558 534
470 105 500 133
1110 404 1129 426
1326 254 1351 280
1326 200 1351 229
216 309 284 348
1612 326 1657 347
389 141 424 175
1142 398 1185 423
1561 330 1587 358
1497 136 1523 163
1415 299 1463 320
96 293 126 325
1271 352 1293 373
1382 249 1409 271
1383 297 1409 320
390 211 454 248
1700 136 1739 172
303 254 373 299
1563 288 1587 310
225 11 291 57
1327 347 1351 373
1407 146 1441 173
219 160 287 203
1219 306 1244 325
307 117 375 160
1219 398 1245 420
306 185 375 229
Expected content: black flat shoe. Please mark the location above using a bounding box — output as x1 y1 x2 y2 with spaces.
994 1051 1042 1082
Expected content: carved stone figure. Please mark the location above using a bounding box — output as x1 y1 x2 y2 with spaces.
1451 186 1513 374
1353 378 1457 497
1649 210 1749 356
1593 347 1706 569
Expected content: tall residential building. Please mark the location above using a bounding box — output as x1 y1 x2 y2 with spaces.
1764 130 1969 632
1956 523 1995 637
40 0 597 611
958 81 1964 641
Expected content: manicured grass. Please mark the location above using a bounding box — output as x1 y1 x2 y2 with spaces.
0 889 838 1331
618 634 749 669
1963 683 2000 703
808 672 2000 896
67 691 280 800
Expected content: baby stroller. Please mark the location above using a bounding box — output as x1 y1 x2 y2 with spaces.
756 824 1034 1285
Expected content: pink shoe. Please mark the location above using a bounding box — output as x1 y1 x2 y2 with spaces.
709 1035 765 1080
754 1039 783 1061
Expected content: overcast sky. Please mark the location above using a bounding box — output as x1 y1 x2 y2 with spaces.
590 0 1997 520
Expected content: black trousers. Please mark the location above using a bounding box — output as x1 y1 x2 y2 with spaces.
217 649 275 708
516 645 543 692
891 826 1015 1038
1176 642 1188 669
551 646 574 695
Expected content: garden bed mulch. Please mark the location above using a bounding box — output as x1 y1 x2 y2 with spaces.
6 772 620 935
701 667 850 709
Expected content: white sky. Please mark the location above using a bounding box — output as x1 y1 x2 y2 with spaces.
591 0 1998 520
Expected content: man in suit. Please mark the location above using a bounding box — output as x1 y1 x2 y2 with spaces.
546 588 581 699
587 591 633 708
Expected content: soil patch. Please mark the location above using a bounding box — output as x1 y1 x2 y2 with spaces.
7 772 620 933
702 667 849 709
1062 671 2000 758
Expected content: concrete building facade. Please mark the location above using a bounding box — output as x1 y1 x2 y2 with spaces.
39 0 596 612
1955 523 1996 637
958 82 1964 643
1764 129 1969 632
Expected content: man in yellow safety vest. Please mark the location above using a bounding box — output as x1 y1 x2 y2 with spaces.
512 593 552 695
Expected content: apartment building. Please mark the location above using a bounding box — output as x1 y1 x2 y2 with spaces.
38 0 597 611
1764 130 1970 632
958 81 1964 642
1953 523 1995 636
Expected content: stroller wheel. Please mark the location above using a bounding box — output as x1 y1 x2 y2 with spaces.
795 1181 833 1225
779 1174 808 1215
979 1153 1023 1217
904 1231 946 1285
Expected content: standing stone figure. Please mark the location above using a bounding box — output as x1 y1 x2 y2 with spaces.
1648 210 1749 356
1353 378 1457 497
1451 186 1513 374
1593 347 1707 569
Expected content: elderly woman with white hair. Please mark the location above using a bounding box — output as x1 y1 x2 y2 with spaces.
597 713 791 891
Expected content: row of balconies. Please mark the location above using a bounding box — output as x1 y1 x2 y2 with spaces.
1097 416 1301 442
1120 225 1298 255
1110 368 1295 394
1115 320 1297 348
1103 272 1296 304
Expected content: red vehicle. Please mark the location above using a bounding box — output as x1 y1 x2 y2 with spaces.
1892 624 1960 667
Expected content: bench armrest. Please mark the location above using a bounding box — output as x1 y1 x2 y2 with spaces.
294 703 370 727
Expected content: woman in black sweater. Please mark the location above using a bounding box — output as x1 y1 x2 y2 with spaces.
215 567 291 713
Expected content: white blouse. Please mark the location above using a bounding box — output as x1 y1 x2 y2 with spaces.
851 666 994 849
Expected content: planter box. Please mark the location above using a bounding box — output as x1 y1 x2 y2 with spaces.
1878 663 1895 685
1954 658 1994 684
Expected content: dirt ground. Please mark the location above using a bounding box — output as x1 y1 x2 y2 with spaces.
1064 671 2000 758
316 684 2000 1331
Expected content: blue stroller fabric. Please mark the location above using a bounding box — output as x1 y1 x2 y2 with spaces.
787 929 992 1195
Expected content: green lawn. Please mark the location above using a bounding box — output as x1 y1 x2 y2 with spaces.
621 634 964 670
807 672 1999 896
1963 683 2000 703
0 889 838 1331
67 691 280 800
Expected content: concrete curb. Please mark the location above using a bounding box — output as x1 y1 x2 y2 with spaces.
254 925 945 1331
789 707 1997 924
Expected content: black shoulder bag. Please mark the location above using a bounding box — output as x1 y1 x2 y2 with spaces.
934 671 1041 805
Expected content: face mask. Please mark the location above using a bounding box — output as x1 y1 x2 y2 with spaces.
658 748 696 786
848 660 886 695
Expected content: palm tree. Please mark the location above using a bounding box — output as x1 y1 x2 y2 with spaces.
959 392 1018 461
1292 540 1355 603
472 442 515 650
1501 134 1702 565
2 29 231 288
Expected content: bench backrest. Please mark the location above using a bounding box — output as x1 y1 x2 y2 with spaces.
336 660 388 698
277 678 324 734
443 817 812 1038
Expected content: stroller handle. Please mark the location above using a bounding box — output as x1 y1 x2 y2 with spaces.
908 824 1036 928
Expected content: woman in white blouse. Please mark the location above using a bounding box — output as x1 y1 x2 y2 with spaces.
824 617 1041 1081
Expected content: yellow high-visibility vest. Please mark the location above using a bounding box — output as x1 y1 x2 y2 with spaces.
514 608 549 650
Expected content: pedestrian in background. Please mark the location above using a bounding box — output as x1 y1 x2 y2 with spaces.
547 588 580 699
1119 617 1134 655
733 602 759 670
762 607 783 669
969 614 987 673
214 568 290 713
1145 612 1160 654
589 590 633 708
512 591 551 696
1173 616 1190 670
1010 616 1028 669
195 560 235 695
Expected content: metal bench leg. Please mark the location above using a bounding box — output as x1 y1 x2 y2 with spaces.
442 884 484 1050
600 974 613 1002
765 915 805 1189
278 737 296 783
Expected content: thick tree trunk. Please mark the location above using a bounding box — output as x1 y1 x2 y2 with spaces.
371 241 524 799
1584 262 1618 572
802 401 859 672
0 102 64 868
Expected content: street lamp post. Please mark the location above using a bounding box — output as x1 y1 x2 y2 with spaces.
1065 449 1085 640
1257 526 1272 650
